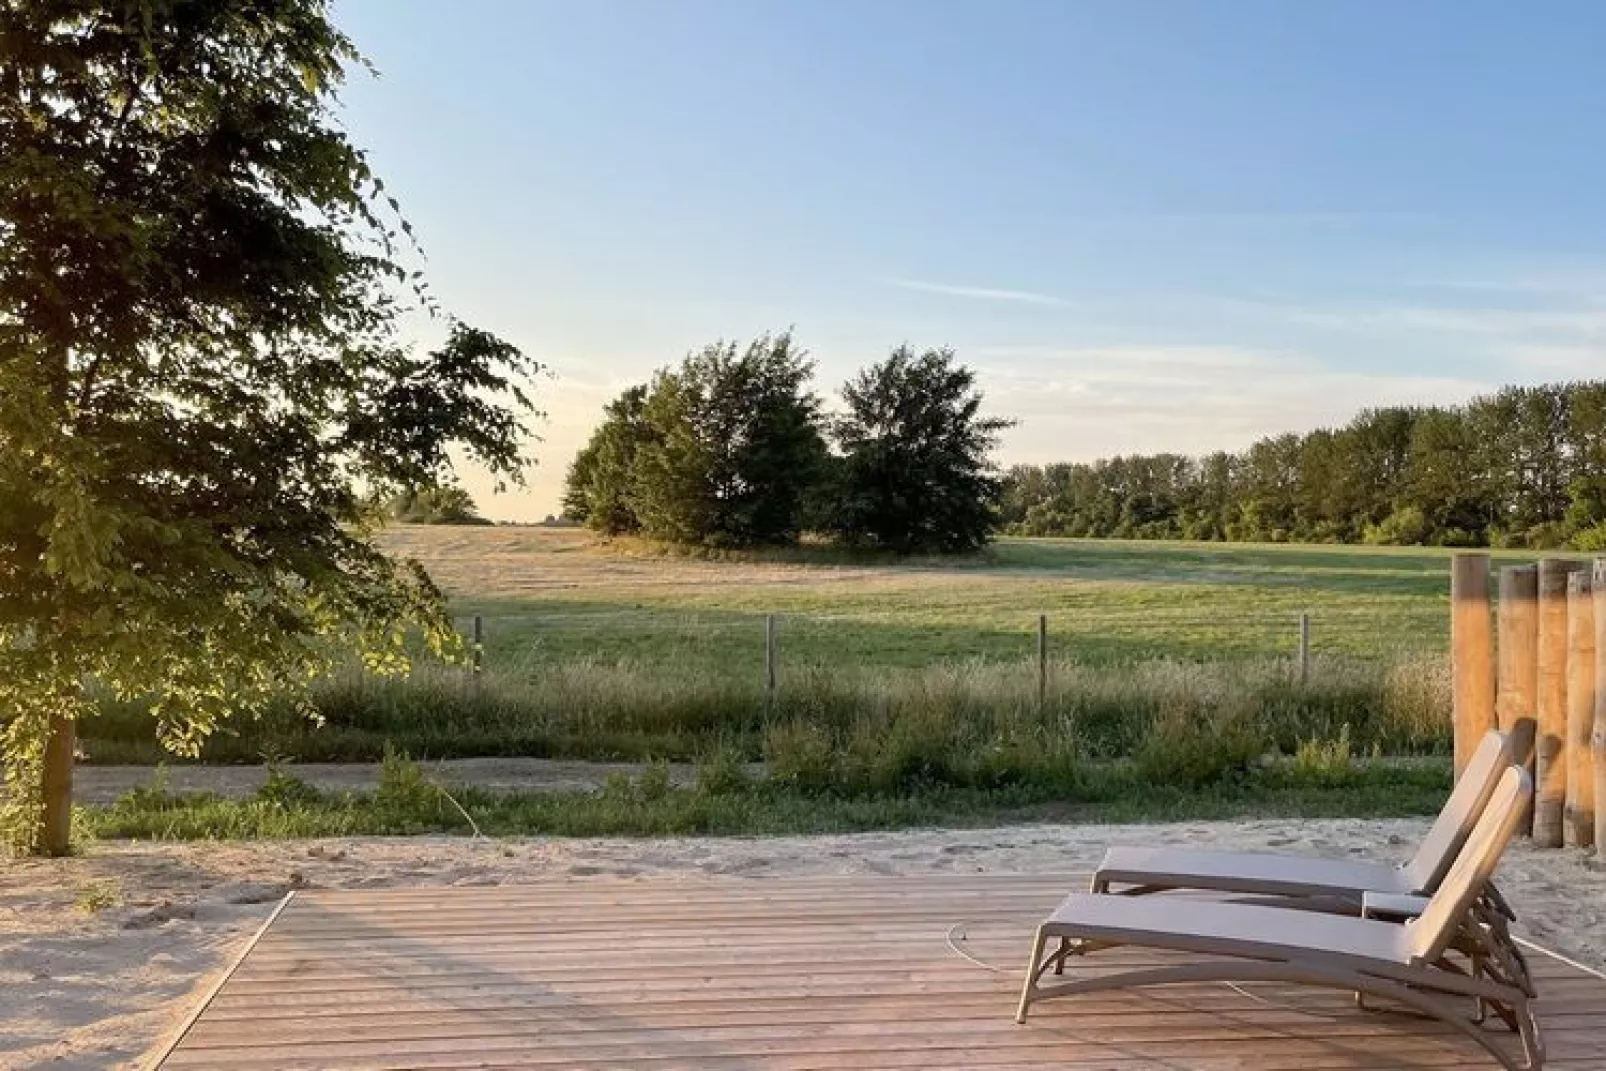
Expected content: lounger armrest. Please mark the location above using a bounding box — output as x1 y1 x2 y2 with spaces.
1361 891 1430 922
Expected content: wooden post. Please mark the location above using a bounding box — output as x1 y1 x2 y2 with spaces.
1594 558 1606 858
1298 612 1310 685
1565 570 1596 848
1497 564 1539 835
765 614 777 699
1451 553 1496 781
1037 614 1048 709
471 614 484 675
1535 558 1584 848
37 711 74 857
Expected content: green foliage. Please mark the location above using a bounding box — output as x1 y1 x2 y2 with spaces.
375 746 436 812
694 747 752 797
564 340 1011 553
256 762 323 809
821 346 1013 554
1133 702 1267 790
763 721 840 794
75 880 121 914
631 332 826 547
384 484 491 525
1002 381 1606 549
0 1 538 853
80 760 1456 841
1363 506 1430 546
1288 725 1360 788
563 385 653 534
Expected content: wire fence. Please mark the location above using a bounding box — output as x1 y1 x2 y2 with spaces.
449 604 1434 691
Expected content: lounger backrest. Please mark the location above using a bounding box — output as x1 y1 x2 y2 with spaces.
1406 765 1530 964
1402 730 1513 893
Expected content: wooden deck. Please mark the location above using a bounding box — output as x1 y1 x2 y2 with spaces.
156 874 1606 1070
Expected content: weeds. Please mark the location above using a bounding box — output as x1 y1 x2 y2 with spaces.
1288 726 1360 788
75 880 120 913
81 758 1453 841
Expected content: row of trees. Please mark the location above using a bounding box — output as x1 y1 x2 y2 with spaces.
563 333 1012 553
1001 382 1606 549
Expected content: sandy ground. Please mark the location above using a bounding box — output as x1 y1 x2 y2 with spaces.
3 819 1603 1070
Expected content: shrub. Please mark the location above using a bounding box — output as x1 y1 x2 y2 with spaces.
763 721 839 795
374 746 437 813
1288 725 1359 788
695 747 752 797
1134 704 1266 789
256 762 322 808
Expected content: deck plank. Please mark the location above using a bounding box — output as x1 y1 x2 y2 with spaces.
157 873 1606 1070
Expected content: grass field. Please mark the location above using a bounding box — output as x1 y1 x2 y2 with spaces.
80 528 1550 836
392 527 1475 671
82 527 1503 766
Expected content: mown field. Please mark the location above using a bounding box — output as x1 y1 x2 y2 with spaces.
83 526 1514 765
392 526 1467 670
85 528 1577 836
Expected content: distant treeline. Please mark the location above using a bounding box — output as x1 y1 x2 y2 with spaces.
1001 381 1606 550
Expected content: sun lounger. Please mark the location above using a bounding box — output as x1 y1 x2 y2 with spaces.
1093 729 1514 910
1016 765 1541 1070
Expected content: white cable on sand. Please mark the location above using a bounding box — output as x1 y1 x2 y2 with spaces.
1514 936 1606 980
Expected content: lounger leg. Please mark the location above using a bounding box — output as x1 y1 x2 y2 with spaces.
1516 996 1544 1071
1015 927 1050 1024
1025 958 1535 1071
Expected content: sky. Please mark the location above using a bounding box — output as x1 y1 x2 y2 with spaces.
332 0 1606 522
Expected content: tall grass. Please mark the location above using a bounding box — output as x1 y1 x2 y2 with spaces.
81 654 1451 782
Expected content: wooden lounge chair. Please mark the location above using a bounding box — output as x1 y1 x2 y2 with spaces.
1016 766 1541 1070
1093 729 1514 909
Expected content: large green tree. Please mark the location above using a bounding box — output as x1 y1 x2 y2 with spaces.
0 1 538 854
822 346 1012 554
631 332 826 546
563 384 652 534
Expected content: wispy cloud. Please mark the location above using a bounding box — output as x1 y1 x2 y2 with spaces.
886 278 1069 307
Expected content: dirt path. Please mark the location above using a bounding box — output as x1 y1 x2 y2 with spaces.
73 757 730 804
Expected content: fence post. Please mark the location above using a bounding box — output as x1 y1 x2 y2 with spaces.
1594 558 1606 858
1536 559 1583 847
472 614 484 675
1451 553 1496 781
1565 570 1596 848
765 614 778 699
1037 614 1048 709
1497 564 1539 835
1297 612 1310 685
37 711 75 857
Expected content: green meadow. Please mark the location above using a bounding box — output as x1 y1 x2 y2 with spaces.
83 528 1557 837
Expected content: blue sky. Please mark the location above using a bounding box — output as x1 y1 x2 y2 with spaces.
333 0 1606 520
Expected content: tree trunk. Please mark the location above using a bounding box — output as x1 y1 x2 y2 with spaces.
36 711 75 857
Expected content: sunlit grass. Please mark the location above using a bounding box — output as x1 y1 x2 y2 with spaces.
84 750 1453 841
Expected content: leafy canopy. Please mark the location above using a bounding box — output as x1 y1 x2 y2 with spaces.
0 0 539 850
563 384 652 534
822 346 1013 554
566 332 826 547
